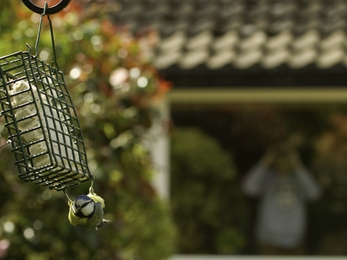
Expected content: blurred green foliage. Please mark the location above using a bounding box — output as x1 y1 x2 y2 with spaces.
170 127 248 254
0 1 175 259
310 112 347 255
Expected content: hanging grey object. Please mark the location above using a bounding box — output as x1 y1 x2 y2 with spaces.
0 2 93 191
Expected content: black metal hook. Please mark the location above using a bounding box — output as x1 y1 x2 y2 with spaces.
25 2 61 70
22 0 71 15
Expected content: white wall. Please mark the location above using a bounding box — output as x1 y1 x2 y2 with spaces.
146 98 170 199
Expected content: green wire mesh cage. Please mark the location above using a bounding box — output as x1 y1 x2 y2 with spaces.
0 51 92 191
0 5 92 191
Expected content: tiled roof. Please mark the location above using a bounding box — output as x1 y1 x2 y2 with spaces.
111 0 347 86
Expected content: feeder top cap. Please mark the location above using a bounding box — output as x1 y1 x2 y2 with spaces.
22 0 71 15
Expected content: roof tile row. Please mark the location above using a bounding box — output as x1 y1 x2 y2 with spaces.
109 0 347 70
154 29 347 69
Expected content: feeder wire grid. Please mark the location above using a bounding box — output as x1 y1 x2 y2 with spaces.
0 7 92 191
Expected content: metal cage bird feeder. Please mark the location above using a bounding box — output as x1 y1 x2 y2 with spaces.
0 1 93 191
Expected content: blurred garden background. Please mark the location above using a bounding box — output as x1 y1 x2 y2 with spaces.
0 1 175 259
2 0 347 259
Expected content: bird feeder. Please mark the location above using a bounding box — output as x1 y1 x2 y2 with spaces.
0 1 93 191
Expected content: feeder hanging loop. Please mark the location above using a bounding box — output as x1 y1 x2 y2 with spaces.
22 0 71 15
25 2 60 70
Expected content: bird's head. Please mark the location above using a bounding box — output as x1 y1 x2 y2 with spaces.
72 195 95 218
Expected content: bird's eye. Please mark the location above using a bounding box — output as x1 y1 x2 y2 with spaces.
81 201 95 217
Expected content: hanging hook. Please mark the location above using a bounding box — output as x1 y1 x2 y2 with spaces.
22 0 71 15
26 2 60 69
89 175 96 195
47 14 60 70
29 2 47 57
63 189 73 203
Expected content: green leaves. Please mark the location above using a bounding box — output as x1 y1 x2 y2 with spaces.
170 127 246 254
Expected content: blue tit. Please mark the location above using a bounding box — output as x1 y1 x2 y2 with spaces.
65 187 110 230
